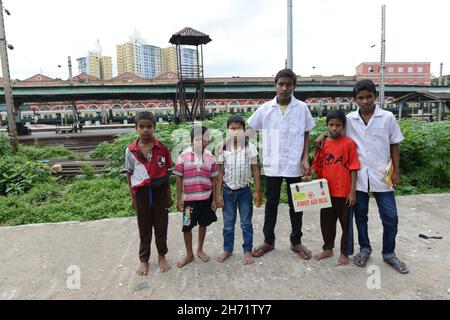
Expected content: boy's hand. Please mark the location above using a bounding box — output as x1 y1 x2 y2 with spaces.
392 170 400 187
302 175 312 182
167 195 174 209
217 195 224 208
346 191 356 207
176 199 184 212
211 200 217 211
253 191 262 208
315 134 326 150
131 196 137 213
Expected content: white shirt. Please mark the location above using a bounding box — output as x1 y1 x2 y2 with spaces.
346 106 404 193
247 96 315 177
216 142 258 190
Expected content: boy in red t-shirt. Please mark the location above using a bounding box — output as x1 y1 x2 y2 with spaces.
306 110 361 265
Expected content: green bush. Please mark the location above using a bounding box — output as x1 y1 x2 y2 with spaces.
80 162 95 179
18 144 75 161
0 132 13 157
0 156 52 196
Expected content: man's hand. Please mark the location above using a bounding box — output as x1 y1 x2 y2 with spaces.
253 191 262 208
302 175 312 182
315 134 326 150
217 195 224 208
346 191 356 207
301 159 310 176
131 196 137 213
176 199 183 212
392 170 400 187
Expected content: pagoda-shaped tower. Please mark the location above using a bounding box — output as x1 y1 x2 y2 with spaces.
169 27 211 122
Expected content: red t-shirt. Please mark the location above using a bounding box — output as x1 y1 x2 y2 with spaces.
312 136 361 197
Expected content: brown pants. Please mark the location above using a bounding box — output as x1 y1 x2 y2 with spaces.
135 185 169 262
320 197 353 256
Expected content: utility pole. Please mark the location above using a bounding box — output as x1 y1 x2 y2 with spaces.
379 4 386 108
438 62 443 86
0 0 17 151
287 0 293 70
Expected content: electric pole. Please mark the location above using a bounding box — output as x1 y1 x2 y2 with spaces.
287 0 293 70
379 4 386 108
0 0 17 151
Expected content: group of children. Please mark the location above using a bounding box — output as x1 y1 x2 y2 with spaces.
125 69 409 276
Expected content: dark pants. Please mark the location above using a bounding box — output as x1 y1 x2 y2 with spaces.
135 186 169 262
263 176 303 246
320 197 353 256
354 191 398 259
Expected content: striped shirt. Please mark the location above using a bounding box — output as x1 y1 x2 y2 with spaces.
216 142 258 190
173 147 219 201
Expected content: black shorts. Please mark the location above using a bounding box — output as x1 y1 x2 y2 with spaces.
182 194 217 232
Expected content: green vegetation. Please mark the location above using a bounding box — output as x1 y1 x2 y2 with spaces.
0 116 448 226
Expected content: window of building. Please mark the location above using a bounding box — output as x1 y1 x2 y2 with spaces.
398 67 404 73
408 67 414 73
418 67 423 73
388 67 394 73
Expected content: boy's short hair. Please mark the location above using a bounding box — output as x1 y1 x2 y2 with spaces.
135 111 156 127
190 126 209 142
275 69 297 87
326 109 347 126
226 115 246 130
353 79 377 98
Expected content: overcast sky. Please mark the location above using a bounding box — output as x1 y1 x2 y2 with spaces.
3 0 449 80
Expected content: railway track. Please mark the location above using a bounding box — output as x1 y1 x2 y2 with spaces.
47 160 108 177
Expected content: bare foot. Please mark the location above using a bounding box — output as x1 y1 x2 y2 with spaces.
158 256 171 272
136 262 149 276
314 250 334 261
217 251 232 263
243 253 254 265
177 254 195 268
337 254 350 266
197 250 211 263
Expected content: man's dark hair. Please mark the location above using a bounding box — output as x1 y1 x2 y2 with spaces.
226 115 246 130
353 79 377 98
190 126 209 142
326 109 347 127
275 68 297 87
135 111 156 127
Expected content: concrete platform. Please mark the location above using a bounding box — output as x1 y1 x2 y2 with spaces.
0 193 449 300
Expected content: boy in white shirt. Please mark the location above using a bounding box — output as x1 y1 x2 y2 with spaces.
247 69 315 260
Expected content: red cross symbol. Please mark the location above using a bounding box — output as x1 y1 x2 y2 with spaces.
307 192 315 199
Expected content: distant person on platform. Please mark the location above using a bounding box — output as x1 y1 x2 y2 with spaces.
315 79 409 274
247 68 315 260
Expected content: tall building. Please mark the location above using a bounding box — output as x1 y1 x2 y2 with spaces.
161 46 177 74
356 62 431 85
116 42 161 79
100 56 113 80
161 45 198 77
77 41 113 80
116 42 135 75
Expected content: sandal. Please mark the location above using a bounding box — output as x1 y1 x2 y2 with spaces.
353 251 370 267
251 243 274 258
384 257 409 274
291 244 312 260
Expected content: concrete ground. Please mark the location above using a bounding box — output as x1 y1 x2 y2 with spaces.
0 193 449 300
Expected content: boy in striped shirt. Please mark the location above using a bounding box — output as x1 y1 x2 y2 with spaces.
173 126 218 268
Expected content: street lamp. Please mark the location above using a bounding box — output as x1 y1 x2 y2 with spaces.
0 0 18 151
